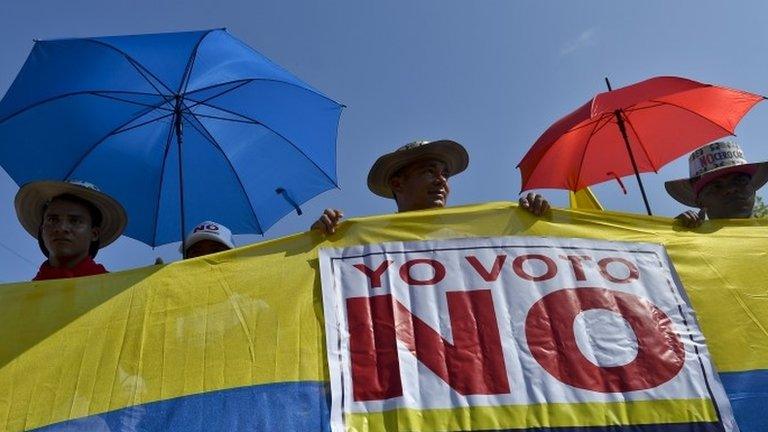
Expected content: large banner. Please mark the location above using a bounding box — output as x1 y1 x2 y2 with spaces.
320 236 736 431
0 202 765 431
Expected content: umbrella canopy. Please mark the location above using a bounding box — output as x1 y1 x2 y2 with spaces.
0 29 343 246
518 76 764 213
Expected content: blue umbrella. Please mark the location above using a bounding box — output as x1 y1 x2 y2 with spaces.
0 29 343 247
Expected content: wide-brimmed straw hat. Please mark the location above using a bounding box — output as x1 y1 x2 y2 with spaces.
15 180 127 247
665 141 768 207
367 140 469 198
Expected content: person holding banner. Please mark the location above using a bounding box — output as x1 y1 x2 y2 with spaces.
666 141 768 227
14 180 127 281
312 140 550 234
182 221 235 259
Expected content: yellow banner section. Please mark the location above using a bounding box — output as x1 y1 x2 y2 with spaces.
569 187 604 210
348 398 718 431
0 202 765 430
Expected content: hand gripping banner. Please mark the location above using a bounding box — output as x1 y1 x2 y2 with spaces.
320 236 737 432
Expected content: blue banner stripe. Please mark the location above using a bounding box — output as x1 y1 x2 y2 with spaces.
721 369 768 432
30 379 729 432
32 381 331 432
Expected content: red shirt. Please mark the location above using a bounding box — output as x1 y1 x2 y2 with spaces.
33 257 108 281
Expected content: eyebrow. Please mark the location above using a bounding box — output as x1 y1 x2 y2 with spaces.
44 210 89 218
422 162 447 169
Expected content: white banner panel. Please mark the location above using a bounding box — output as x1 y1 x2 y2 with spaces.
320 236 737 432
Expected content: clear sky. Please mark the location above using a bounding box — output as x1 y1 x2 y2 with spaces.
1 0 767 282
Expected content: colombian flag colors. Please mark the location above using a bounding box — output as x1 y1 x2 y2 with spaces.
0 202 765 431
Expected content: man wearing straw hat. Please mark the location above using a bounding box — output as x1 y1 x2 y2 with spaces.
312 140 550 234
666 141 768 227
15 180 127 280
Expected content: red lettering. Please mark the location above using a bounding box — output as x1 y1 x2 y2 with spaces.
347 290 510 401
598 257 639 283
347 295 402 400
465 255 507 282
512 254 557 281
353 260 392 288
399 259 446 286
559 255 591 281
525 287 685 393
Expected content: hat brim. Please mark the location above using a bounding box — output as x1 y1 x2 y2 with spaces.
15 181 127 247
367 140 469 198
664 162 768 207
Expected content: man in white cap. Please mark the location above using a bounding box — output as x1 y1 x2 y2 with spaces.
15 180 127 281
666 141 768 227
183 221 235 259
312 140 550 234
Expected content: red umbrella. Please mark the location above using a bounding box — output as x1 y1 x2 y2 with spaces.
518 76 765 214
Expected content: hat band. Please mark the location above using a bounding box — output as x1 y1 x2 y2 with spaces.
689 148 746 177
691 165 758 196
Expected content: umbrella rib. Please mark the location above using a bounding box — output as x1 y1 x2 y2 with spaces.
112 112 175 135
187 99 338 187
621 113 659 173
621 102 665 113
123 57 174 99
83 38 175 96
89 92 175 112
557 117 607 137
647 99 735 135
553 104 666 139
176 30 217 95
90 90 165 96
180 112 257 124
217 32 344 106
574 114 613 189
0 91 111 124
61 99 171 181
183 79 251 97
180 111 265 234
184 78 345 107
181 80 252 111
150 122 179 247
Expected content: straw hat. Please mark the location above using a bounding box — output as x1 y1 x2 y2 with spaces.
367 140 469 198
665 141 768 207
15 180 127 247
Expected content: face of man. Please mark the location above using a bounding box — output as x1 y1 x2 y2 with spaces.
41 198 100 268
695 171 756 219
389 158 450 212
185 239 231 259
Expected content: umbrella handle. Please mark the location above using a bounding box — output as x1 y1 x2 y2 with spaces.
276 188 303 216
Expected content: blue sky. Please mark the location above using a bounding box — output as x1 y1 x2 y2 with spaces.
1 0 767 282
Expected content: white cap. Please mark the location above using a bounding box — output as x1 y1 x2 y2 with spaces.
182 221 235 253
